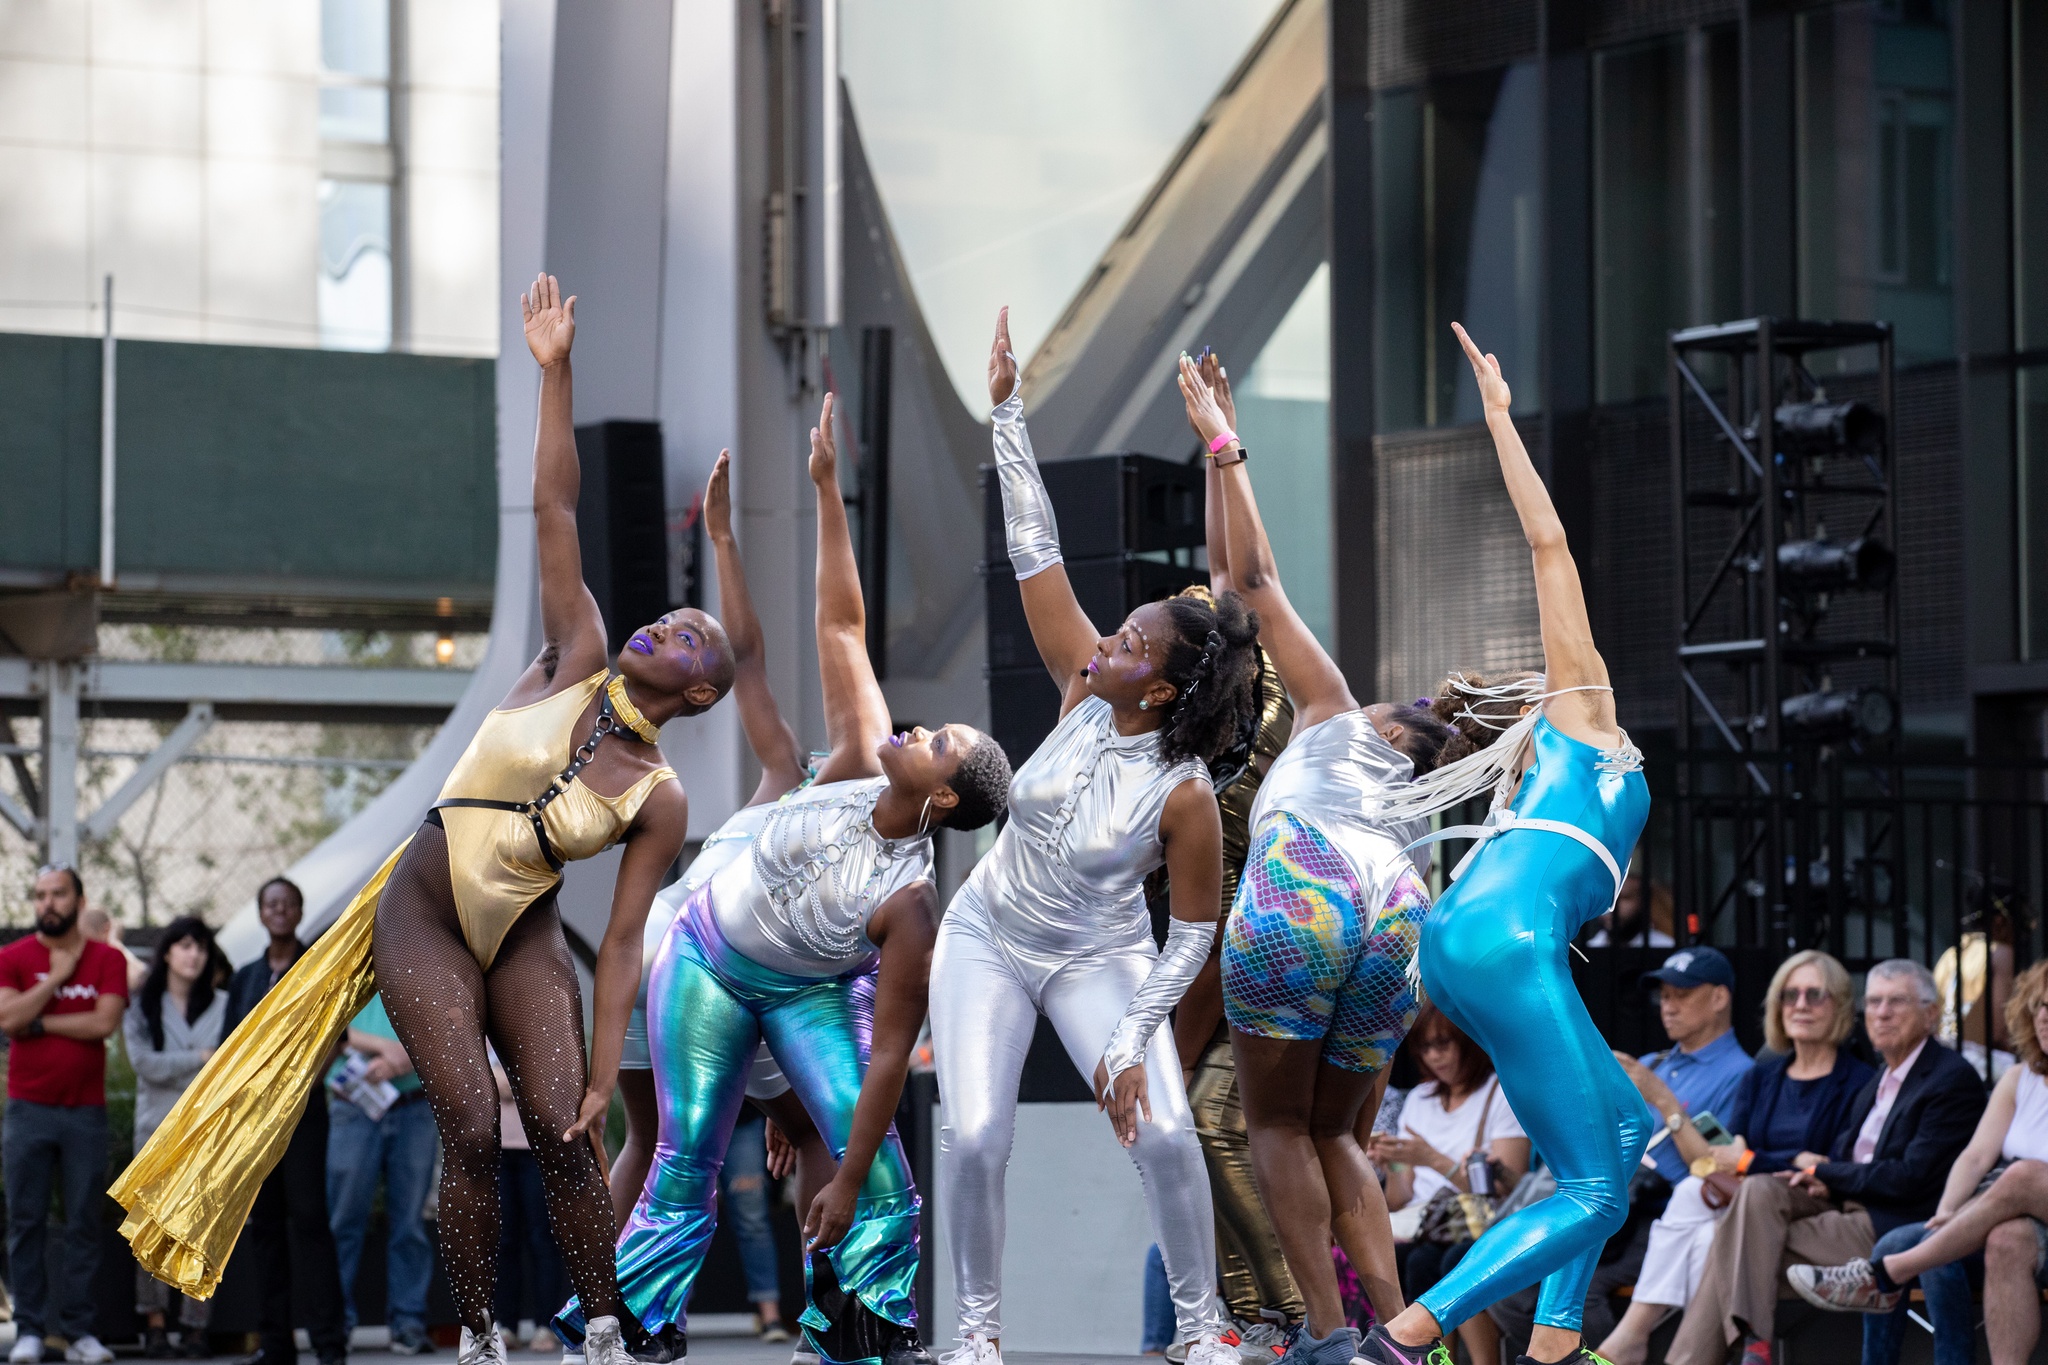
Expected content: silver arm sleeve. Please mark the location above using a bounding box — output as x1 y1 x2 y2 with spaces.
1100 916 1216 1082
991 382 1062 580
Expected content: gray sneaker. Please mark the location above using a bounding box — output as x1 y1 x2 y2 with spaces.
1786 1259 1902 1314
1236 1320 1290 1364
1276 1325 1359 1365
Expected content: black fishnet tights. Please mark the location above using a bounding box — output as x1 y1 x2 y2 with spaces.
374 821 625 1335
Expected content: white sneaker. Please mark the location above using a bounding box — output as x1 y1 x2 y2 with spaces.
460 1327 509 1365
8 1335 40 1365
1236 1320 1290 1363
1185 1335 1241 1365
938 1334 999 1365
581 1318 633 1365
64 1338 113 1365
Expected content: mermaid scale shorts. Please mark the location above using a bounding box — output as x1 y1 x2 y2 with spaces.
1221 811 1430 1073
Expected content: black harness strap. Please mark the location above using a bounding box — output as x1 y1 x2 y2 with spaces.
431 689 625 875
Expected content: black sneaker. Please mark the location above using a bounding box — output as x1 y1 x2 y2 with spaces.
177 1333 212 1360
391 1326 438 1356
883 1329 935 1365
1514 1350 1617 1365
143 1330 173 1359
1354 1327 1453 1365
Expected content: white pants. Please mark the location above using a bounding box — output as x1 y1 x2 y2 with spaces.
930 887 1224 1341
1633 1175 1728 1308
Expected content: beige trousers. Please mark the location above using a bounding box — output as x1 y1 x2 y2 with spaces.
1666 1175 1874 1365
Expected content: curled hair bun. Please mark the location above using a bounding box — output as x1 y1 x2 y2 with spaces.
1156 589 1262 769
1428 670 1541 768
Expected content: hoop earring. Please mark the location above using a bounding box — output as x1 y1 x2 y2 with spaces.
918 793 936 832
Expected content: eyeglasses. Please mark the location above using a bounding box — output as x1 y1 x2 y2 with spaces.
1782 986 1832 1009
34 862 75 878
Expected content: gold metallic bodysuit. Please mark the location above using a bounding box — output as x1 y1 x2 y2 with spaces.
435 671 676 967
115 670 675 1295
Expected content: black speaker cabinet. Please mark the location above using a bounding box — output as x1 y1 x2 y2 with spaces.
575 420 670 657
983 556 1207 673
983 556 1204 764
980 452 1205 563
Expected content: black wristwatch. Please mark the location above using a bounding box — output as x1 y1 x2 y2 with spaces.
1212 444 1250 468
25 1018 43 1038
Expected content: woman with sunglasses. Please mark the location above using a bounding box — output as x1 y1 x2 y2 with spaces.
1595 951 1870 1365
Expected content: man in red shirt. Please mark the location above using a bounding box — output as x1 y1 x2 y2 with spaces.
0 865 128 1365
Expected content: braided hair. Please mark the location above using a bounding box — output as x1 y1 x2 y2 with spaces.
1153 590 1262 769
1426 670 1543 767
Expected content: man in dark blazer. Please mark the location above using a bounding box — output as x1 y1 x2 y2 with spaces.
225 877 352 1365
1666 959 1985 1365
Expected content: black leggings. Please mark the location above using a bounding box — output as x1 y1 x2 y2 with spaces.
373 821 624 1335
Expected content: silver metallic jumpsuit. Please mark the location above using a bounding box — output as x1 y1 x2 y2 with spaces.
929 386 1227 1344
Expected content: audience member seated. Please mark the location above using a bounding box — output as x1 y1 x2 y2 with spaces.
1490 945 1750 1354
1788 959 2048 1365
1594 949 1871 1365
1368 1005 1529 1365
1665 958 1985 1365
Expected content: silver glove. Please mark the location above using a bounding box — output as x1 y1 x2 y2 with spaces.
1100 916 1215 1082
991 380 1062 580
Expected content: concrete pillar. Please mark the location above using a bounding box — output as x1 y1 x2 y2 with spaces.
40 661 79 868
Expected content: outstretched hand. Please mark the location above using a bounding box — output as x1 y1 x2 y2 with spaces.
808 393 839 487
1177 354 1233 448
987 306 1019 410
704 450 734 544
1451 322 1512 416
1198 349 1236 433
522 273 576 368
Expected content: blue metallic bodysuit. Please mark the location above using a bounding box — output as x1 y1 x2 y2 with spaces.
1414 715 1653 1334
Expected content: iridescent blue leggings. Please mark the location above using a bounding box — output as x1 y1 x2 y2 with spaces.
557 885 918 1347
1413 857 1654 1334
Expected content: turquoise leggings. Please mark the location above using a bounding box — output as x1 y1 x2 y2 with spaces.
1413 847 1654 1334
557 885 918 1346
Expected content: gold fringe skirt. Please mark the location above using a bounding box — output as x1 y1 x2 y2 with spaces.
111 840 408 1298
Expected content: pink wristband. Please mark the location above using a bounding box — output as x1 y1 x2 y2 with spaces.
1207 431 1238 455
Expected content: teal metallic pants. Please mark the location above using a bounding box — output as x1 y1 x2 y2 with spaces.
558 885 918 1350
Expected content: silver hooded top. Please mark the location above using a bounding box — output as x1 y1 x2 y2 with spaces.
710 777 934 978
1251 708 1432 898
964 695 1210 968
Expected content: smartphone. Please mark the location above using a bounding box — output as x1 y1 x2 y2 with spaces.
1692 1110 1734 1145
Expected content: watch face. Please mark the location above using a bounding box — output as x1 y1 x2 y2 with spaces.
1668 1110 1685 1131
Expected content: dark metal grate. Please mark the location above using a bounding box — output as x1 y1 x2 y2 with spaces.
1369 0 1539 90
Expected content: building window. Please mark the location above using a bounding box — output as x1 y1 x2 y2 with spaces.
1374 61 1542 433
1234 263 1332 648
319 180 393 351
1796 1 1953 371
2019 1 2048 658
1591 26 1741 405
319 0 397 351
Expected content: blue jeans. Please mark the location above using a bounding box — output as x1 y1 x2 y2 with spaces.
2 1100 108 1340
328 1095 438 1333
1142 1244 1175 1353
1861 1221 1976 1365
720 1118 781 1305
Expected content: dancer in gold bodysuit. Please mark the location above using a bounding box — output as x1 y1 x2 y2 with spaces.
116 275 737 1365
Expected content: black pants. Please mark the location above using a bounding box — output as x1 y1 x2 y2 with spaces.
247 1103 350 1362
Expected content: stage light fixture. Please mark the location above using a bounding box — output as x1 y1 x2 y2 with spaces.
1777 536 1895 591
1781 687 1895 742
1774 398 1884 456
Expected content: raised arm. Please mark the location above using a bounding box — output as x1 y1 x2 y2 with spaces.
1451 322 1618 746
987 308 1100 713
1194 350 1236 596
705 450 806 804
518 274 608 698
808 394 893 783
1177 354 1355 731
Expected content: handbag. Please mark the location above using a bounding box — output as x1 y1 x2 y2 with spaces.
1415 1079 1505 1246
1699 1170 1742 1210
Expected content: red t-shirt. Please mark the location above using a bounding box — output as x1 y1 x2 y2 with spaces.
0 937 128 1106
